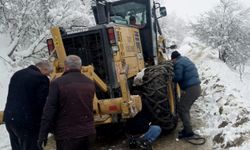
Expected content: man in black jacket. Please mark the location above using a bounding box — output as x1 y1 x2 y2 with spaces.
38 55 96 150
4 60 52 150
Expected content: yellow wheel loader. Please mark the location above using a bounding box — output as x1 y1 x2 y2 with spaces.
47 0 179 133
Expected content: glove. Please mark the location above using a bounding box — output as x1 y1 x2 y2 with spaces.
37 138 47 150
38 128 49 150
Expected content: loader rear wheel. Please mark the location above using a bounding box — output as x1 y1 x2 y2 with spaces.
138 61 178 134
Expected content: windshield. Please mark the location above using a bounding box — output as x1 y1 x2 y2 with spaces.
110 2 147 27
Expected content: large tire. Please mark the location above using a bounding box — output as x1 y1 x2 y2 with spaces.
138 61 178 134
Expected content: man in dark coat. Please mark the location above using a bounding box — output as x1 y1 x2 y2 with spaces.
38 55 96 150
4 60 52 150
171 51 201 139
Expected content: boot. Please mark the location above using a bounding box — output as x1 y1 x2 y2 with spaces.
135 138 153 150
128 136 137 149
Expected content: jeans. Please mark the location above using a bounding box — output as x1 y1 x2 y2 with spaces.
142 125 161 142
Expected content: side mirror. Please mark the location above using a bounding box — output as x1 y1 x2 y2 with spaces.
160 7 167 17
47 39 55 55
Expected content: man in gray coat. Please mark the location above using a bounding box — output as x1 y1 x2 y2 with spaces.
171 51 201 139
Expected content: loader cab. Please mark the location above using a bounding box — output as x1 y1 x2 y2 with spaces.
93 0 167 65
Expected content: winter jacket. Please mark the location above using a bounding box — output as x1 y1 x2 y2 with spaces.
173 56 201 90
39 69 96 140
4 65 50 132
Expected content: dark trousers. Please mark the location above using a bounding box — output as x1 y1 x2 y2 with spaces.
177 84 201 134
5 123 40 150
56 134 96 150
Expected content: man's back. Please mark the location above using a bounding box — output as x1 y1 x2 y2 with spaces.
4 65 49 129
42 70 95 140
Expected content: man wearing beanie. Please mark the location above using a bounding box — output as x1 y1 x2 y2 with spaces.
171 51 181 60
171 51 202 141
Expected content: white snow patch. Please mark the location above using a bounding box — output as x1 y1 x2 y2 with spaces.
0 34 15 149
0 33 11 56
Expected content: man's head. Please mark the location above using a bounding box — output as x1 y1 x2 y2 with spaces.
35 61 53 76
64 55 82 71
129 16 136 25
171 51 181 60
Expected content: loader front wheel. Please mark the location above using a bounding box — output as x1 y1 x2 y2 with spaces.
136 61 178 134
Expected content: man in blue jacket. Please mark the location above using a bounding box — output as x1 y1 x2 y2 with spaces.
171 51 201 139
4 61 52 150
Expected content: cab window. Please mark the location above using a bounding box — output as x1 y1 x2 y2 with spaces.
110 2 147 27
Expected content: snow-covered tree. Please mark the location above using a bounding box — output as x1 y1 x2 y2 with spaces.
0 0 93 62
191 0 250 73
159 13 188 47
156 0 188 47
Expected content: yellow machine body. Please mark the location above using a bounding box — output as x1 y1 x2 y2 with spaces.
49 26 143 124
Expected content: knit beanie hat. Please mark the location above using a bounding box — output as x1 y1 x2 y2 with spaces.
171 51 181 60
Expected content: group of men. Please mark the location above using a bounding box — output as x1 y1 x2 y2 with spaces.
3 51 201 150
4 55 96 150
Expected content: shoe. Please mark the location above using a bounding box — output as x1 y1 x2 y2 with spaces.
178 130 194 139
177 130 206 145
184 134 206 145
135 138 153 150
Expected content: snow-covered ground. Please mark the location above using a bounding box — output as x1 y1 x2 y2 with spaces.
1 35 250 149
179 38 250 149
0 63 13 150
